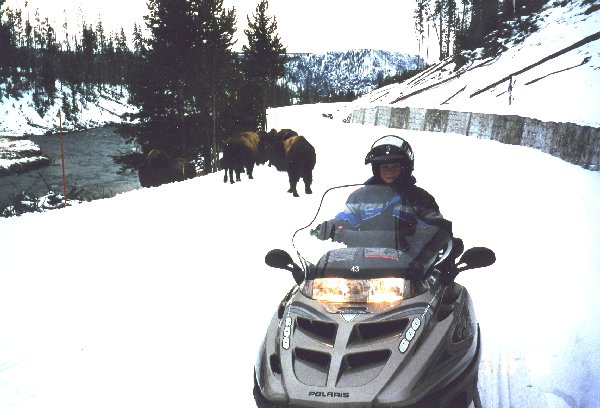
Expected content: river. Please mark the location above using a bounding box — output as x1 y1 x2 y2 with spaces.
0 126 141 207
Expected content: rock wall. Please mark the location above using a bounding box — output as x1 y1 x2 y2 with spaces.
351 106 600 170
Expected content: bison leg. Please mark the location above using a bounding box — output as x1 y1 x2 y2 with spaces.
288 169 300 197
247 164 254 179
223 170 228 183
303 171 313 194
304 181 313 194
287 183 299 197
235 169 241 182
229 168 236 184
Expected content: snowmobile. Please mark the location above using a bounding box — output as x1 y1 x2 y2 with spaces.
254 184 495 408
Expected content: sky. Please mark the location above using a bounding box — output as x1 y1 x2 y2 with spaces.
1 2 600 406
2 0 422 55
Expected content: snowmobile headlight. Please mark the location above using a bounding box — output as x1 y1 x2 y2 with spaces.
308 278 405 303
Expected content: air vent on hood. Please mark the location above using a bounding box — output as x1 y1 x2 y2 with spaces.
348 318 409 346
336 350 391 387
293 348 331 386
296 317 337 346
269 353 282 375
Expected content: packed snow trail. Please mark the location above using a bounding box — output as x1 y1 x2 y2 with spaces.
0 103 599 408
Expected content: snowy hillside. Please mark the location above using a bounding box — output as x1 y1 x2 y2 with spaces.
357 0 600 128
0 84 136 137
284 49 423 97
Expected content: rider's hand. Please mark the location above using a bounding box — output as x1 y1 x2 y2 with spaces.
315 221 335 240
332 226 345 243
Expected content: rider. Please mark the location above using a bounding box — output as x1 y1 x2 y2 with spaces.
315 135 449 249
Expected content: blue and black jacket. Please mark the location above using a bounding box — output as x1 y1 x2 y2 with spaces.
330 175 447 249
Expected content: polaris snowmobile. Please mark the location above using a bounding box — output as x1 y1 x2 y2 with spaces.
254 185 495 408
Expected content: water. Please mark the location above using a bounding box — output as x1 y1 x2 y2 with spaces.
0 126 141 206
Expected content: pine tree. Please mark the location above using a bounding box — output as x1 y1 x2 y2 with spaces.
81 23 97 94
126 0 238 173
502 0 515 21
115 28 130 94
414 0 428 68
132 23 145 56
0 1 18 78
128 0 194 157
468 0 483 49
188 0 238 172
39 18 58 101
242 0 286 130
481 0 499 38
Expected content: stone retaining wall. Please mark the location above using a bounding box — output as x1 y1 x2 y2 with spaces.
351 106 600 170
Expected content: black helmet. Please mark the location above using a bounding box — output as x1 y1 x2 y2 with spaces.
365 135 414 176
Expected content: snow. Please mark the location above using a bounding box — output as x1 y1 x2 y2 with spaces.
1 1 600 407
0 137 43 170
0 83 136 137
356 0 600 128
1 103 599 408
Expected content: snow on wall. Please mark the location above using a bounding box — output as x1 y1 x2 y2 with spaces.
351 106 600 170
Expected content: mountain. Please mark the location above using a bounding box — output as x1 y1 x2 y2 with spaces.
283 49 423 98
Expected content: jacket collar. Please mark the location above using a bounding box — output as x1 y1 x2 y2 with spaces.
364 175 416 189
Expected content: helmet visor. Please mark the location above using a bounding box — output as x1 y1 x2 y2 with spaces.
365 136 413 163
365 144 409 164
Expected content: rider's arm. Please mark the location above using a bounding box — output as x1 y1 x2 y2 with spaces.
337 229 399 248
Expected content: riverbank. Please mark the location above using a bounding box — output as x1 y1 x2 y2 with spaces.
0 82 137 177
0 126 141 217
0 136 51 176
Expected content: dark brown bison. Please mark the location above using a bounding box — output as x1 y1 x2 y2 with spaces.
221 131 267 184
264 129 316 197
260 128 298 168
138 149 195 188
261 128 297 144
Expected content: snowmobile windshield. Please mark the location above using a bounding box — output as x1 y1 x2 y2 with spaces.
292 184 452 304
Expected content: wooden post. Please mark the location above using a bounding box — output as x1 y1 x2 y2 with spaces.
58 110 68 206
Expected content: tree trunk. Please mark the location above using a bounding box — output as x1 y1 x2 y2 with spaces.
515 0 527 16
439 8 444 60
482 0 499 36
469 0 484 49
502 0 515 21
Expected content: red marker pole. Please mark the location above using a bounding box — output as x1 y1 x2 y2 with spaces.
58 110 68 206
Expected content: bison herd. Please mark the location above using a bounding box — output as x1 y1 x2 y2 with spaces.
220 131 267 184
221 128 316 197
137 128 316 198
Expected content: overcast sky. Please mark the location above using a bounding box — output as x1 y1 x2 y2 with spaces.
3 0 423 55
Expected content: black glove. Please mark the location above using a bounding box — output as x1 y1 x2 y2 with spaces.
314 221 335 240
332 226 345 243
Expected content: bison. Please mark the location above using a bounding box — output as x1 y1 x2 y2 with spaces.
264 129 316 197
138 149 195 188
259 128 298 167
221 131 267 184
